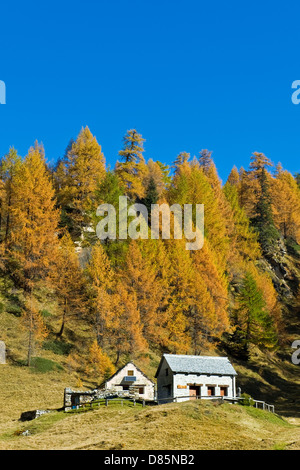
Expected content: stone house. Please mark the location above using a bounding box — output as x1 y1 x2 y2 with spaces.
103 361 155 401
64 362 155 410
155 354 237 403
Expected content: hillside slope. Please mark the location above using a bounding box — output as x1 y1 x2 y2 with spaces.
0 395 299 451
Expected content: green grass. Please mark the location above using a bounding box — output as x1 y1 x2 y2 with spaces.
272 441 288 450
29 357 64 373
244 406 292 426
1 411 69 440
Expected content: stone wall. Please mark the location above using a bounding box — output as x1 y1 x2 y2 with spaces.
0 341 6 364
64 387 144 410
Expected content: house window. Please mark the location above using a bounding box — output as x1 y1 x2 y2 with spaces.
138 387 144 394
207 386 215 396
165 368 169 376
127 370 134 376
220 386 228 397
123 385 129 390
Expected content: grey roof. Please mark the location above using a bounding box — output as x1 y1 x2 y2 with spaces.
155 354 237 377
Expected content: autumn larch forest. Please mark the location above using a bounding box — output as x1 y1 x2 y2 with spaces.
1 126 300 380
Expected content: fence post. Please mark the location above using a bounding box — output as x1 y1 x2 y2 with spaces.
105 399 108 407
142 400 145 407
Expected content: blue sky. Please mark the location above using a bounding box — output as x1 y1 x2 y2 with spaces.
0 0 300 182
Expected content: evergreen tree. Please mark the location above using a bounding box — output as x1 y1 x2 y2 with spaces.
235 272 277 353
251 168 280 255
55 126 105 239
115 129 148 200
199 149 213 171
140 176 159 219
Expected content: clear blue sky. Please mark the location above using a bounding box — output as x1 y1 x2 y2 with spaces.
1 0 300 182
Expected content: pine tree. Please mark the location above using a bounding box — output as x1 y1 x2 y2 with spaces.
115 129 148 201
55 126 106 239
86 242 115 348
223 182 261 261
0 147 22 246
10 142 59 364
94 170 128 265
112 283 147 363
272 167 300 243
21 296 48 366
169 161 230 272
235 272 277 353
251 168 280 255
49 231 85 337
10 142 60 291
143 159 166 199
226 166 240 187
199 149 213 170
86 340 115 381
121 241 168 346
172 152 190 175
140 176 159 220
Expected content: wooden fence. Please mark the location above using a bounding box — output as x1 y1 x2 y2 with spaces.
66 395 275 413
66 397 147 412
155 395 275 412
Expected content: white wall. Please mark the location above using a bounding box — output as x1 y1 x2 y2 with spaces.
173 373 236 402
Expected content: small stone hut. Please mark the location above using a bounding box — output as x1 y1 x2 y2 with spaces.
103 361 155 401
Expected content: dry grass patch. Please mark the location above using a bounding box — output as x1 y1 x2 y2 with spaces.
0 397 297 450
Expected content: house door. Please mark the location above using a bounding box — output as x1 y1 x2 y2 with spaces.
71 395 80 408
189 386 200 400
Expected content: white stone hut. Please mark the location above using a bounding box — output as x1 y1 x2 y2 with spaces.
155 354 237 403
103 361 155 401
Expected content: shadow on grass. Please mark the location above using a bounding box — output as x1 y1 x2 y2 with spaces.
235 358 300 417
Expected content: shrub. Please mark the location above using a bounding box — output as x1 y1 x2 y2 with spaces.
40 309 52 318
6 304 22 317
239 393 255 407
42 339 72 356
